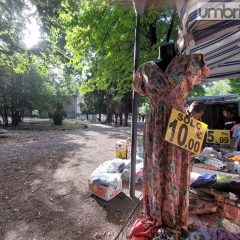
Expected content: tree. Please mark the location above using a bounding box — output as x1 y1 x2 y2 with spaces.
229 78 240 94
80 90 107 121
0 63 64 126
0 0 82 126
34 0 178 107
0 1 181 128
139 101 151 115
190 85 206 97
52 103 65 125
205 80 231 96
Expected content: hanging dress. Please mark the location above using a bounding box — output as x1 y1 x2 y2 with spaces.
132 54 210 233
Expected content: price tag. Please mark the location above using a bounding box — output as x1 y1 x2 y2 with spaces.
206 130 230 144
165 108 208 155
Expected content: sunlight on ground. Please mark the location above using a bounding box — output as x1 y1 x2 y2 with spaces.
18 118 87 130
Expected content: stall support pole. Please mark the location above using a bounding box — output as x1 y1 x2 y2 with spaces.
130 12 140 199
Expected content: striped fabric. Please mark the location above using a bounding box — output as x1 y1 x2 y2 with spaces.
205 58 240 82
176 0 240 81
176 0 240 44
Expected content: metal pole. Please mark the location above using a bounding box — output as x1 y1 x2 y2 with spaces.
130 12 141 199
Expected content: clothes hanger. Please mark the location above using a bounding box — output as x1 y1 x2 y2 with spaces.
155 43 177 72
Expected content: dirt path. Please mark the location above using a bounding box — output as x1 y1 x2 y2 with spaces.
0 123 142 240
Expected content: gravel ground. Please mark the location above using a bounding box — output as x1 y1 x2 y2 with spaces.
0 122 143 240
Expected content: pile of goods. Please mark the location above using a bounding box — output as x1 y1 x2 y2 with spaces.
89 137 144 201
193 147 240 174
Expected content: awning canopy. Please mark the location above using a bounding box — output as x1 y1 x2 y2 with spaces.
187 94 240 104
176 0 240 82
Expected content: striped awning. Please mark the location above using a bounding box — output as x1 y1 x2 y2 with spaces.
187 94 239 103
176 0 240 81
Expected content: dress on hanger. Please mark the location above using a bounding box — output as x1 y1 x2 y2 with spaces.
132 54 210 233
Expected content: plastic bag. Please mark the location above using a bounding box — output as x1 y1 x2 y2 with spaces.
91 159 130 177
90 173 121 188
190 172 201 184
191 173 217 188
121 159 143 183
201 147 218 156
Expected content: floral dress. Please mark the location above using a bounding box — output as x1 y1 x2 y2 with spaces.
132 54 210 233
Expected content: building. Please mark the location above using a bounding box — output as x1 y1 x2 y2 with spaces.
62 92 81 118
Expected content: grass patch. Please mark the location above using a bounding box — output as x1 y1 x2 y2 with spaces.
12 119 88 131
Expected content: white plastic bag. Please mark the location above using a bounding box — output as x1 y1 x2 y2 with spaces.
91 159 130 177
90 173 122 188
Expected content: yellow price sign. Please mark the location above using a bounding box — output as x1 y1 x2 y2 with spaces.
165 108 208 155
206 130 230 144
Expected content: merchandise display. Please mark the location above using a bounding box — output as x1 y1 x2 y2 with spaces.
192 146 240 175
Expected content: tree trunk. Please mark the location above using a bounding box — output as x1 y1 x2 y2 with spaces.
148 22 158 47
99 113 101 122
115 114 118 125
52 103 64 126
119 113 123 126
4 106 9 127
124 113 128 127
11 108 21 126
0 106 9 126
20 110 24 123
106 113 113 123
86 114 89 120
166 7 177 43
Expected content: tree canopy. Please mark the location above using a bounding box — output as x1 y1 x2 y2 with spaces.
1 0 240 126
0 0 73 126
34 0 178 98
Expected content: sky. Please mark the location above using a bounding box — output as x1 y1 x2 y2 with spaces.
23 17 41 48
22 3 41 49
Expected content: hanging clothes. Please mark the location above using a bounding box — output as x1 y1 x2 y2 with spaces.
130 54 209 239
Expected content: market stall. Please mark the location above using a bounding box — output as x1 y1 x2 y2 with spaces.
176 0 240 81
87 0 240 239
127 0 240 239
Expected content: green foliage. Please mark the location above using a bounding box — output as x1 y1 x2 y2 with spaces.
26 0 182 124
2 0 211 127
228 78 240 94
139 101 151 115
190 85 206 97
205 80 231 96
62 2 136 98
0 0 32 72
0 59 71 126
190 80 235 98
80 90 107 115
35 0 178 100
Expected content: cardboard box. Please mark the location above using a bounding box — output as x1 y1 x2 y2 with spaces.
126 137 144 159
89 179 122 201
215 191 240 225
115 137 144 159
115 140 128 159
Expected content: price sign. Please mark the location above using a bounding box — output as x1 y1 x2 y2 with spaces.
206 130 230 144
165 108 208 155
